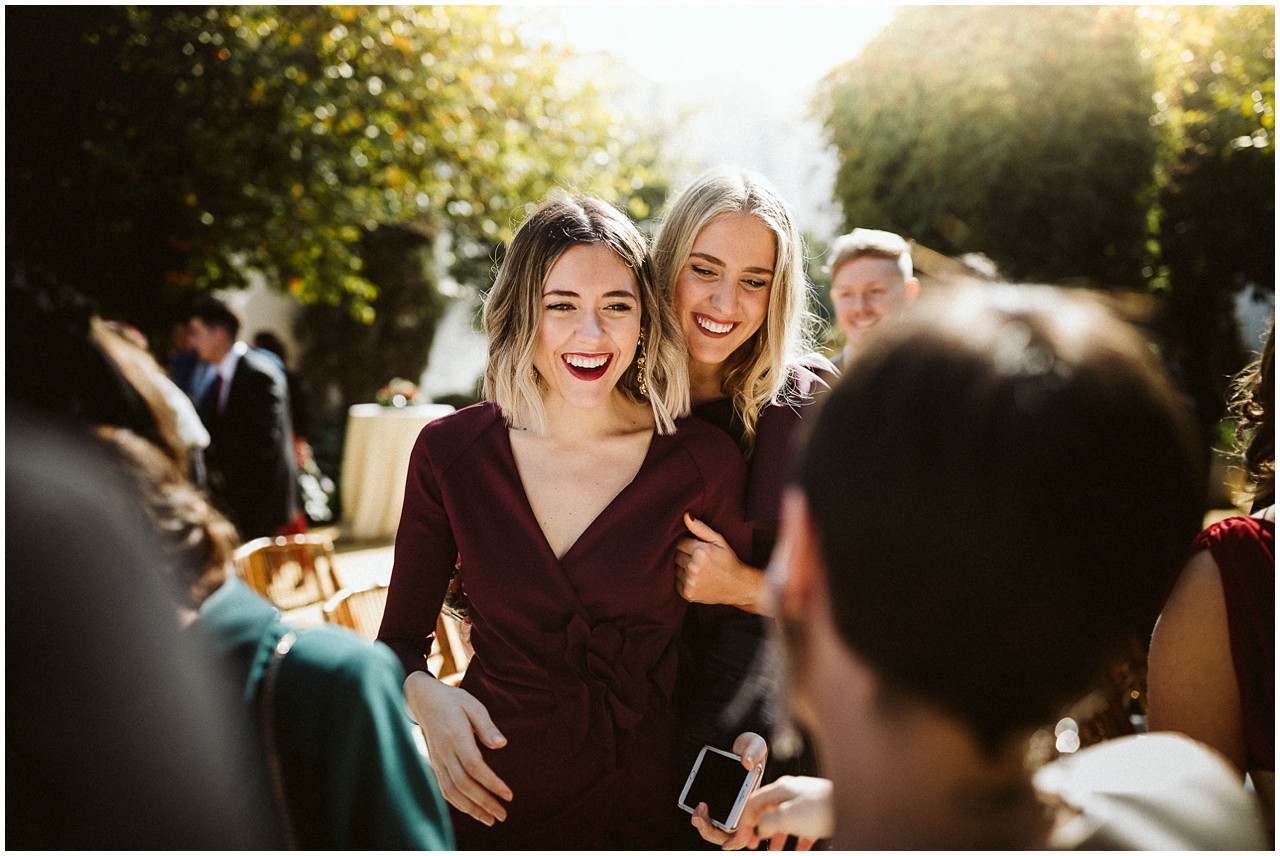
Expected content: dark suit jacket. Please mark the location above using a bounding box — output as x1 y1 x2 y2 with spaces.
203 347 299 539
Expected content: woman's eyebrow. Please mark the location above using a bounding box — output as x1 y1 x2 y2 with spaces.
542 289 636 298
690 251 773 276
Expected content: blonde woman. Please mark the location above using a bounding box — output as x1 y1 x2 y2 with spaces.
378 196 750 849
651 166 833 832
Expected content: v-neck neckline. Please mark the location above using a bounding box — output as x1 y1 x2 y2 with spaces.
498 423 660 565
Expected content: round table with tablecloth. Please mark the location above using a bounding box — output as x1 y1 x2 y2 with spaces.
341 403 454 541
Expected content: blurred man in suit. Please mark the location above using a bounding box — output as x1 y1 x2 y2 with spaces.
186 295 298 539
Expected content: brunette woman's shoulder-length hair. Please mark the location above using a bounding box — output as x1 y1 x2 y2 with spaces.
94 426 237 610
651 166 824 454
482 195 689 435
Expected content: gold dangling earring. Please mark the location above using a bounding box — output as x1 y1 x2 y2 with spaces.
531 365 540 385
636 328 650 398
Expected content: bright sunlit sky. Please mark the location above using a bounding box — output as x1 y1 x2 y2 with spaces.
512 4 898 97
499 4 901 239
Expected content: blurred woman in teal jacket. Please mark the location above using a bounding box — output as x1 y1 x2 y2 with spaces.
100 426 454 850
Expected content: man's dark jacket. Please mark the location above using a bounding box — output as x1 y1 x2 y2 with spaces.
202 347 299 539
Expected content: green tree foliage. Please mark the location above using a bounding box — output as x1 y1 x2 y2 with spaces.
297 223 445 413
1140 6 1275 435
815 6 1157 287
7 6 662 329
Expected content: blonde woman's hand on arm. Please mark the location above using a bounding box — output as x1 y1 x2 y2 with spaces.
403 669 513 825
677 513 771 615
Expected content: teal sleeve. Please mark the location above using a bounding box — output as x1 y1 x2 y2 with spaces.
273 627 454 850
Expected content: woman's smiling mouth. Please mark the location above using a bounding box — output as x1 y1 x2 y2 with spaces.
693 313 737 338
562 353 612 380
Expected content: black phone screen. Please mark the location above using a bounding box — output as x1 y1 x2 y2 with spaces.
685 750 749 824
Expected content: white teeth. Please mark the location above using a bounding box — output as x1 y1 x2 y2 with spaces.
564 354 608 369
696 315 734 334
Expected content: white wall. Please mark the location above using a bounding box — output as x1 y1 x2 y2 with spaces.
419 291 488 400
216 269 303 365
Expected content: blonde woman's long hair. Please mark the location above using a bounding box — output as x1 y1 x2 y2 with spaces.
652 166 823 454
483 195 689 435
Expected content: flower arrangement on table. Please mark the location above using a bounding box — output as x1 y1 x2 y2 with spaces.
375 377 424 408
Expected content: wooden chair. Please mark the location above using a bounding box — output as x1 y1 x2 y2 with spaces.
321 583 471 685
232 534 342 611
321 583 389 642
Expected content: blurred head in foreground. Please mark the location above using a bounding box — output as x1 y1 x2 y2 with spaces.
776 285 1203 848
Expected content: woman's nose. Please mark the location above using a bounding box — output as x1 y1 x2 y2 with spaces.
708 279 737 313
578 309 605 339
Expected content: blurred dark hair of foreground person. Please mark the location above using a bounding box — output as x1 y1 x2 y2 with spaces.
6 407 280 848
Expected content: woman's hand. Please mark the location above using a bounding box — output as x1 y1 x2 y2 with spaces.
676 513 771 615
690 733 769 847
720 776 834 851
403 670 512 825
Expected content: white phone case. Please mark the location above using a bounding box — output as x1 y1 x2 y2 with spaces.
677 744 765 832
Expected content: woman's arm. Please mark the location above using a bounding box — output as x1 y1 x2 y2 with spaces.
677 392 821 616
377 426 460 675
1147 548 1246 773
376 426 513 823
675 424 764 615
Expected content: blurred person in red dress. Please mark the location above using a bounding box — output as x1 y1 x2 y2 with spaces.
1149 320 1275 837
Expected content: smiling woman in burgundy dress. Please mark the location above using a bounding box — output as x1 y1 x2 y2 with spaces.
377 196 750 849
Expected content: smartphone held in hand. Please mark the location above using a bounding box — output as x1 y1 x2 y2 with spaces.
677 744 765 832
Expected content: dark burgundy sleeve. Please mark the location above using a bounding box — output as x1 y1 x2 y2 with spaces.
745 401 806 568
689 426 753 572
376 425 458 678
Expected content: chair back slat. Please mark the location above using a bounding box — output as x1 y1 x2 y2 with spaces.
321 585 390 642
437 616 473 677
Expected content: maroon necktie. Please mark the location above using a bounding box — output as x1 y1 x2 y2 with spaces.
203 375 224 420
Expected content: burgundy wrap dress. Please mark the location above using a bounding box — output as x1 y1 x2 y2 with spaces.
378 402 749 849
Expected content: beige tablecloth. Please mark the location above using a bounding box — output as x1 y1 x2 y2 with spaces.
341 403 454 541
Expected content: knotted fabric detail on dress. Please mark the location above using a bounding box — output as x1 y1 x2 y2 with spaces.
541 612 673 761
